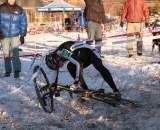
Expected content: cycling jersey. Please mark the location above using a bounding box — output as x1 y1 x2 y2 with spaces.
54 41 100 82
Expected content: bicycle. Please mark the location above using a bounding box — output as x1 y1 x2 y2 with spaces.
32 62 140 113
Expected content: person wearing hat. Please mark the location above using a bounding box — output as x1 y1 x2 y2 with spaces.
0 0 27 78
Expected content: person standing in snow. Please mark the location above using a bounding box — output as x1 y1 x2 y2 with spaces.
84 0 106 54
120 0 149 57
0 0 27 78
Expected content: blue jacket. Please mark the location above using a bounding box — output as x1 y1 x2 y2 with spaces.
0 2 27 38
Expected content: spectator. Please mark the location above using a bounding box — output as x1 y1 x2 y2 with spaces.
84 0 106 54
0 0 27 78
120 0 149 57
152 16 160 54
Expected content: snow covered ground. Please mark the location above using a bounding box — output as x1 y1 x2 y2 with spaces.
0 31 160 130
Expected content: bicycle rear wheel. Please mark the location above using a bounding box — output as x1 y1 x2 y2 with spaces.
33 65 54 113
93 91 139 108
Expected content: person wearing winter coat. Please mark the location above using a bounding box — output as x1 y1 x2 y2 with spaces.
84 0 106 54
120 0 149 57
0 0 27 78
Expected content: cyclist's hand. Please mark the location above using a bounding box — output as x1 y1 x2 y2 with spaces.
70 81 80 90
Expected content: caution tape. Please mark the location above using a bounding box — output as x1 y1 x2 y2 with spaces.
86 34 160 48
0 53 41 60
103 28 160 39
112 34 160 45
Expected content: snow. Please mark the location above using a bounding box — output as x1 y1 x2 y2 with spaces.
0 31 160 130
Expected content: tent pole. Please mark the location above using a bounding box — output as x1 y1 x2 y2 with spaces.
81 11 84 26
63 10 65 31
81 10 84 32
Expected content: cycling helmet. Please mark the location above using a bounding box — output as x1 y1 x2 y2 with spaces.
45 52 59 70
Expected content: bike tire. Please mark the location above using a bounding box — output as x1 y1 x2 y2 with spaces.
101 92 140 107
90 91 139 108
33 65 54 113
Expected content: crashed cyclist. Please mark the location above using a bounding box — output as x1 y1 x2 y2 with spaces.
45 41 121 98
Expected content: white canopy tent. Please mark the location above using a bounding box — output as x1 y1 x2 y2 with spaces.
36 0 82 12
36 0 84 28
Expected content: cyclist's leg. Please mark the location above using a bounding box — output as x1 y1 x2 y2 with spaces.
91 53 119 93
73 48 91 67
67 62 89 90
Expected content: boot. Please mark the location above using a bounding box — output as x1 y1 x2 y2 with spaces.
14 71 20 79
4 72 11 77
137 41 143 56
114 91 121 100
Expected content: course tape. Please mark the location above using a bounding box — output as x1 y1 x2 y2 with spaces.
90 34 160 47
27 27 160 37
0 53 41 60
112 35 160 45
104 28 160 39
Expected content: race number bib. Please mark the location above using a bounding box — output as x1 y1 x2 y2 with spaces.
59 49 72 59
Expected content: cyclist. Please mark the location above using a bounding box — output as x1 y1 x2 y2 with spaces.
45 41 121 98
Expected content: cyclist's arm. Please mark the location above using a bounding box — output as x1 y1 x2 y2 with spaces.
68 57 80 82
56 49 80 82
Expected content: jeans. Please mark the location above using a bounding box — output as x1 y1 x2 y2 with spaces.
1 36 21 73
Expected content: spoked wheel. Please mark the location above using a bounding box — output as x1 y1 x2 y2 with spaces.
33 66 54 113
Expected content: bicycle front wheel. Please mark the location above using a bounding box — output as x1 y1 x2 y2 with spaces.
33 65 54 113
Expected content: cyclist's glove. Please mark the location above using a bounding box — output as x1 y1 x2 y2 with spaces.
73 80 79 85
70 81 80 91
